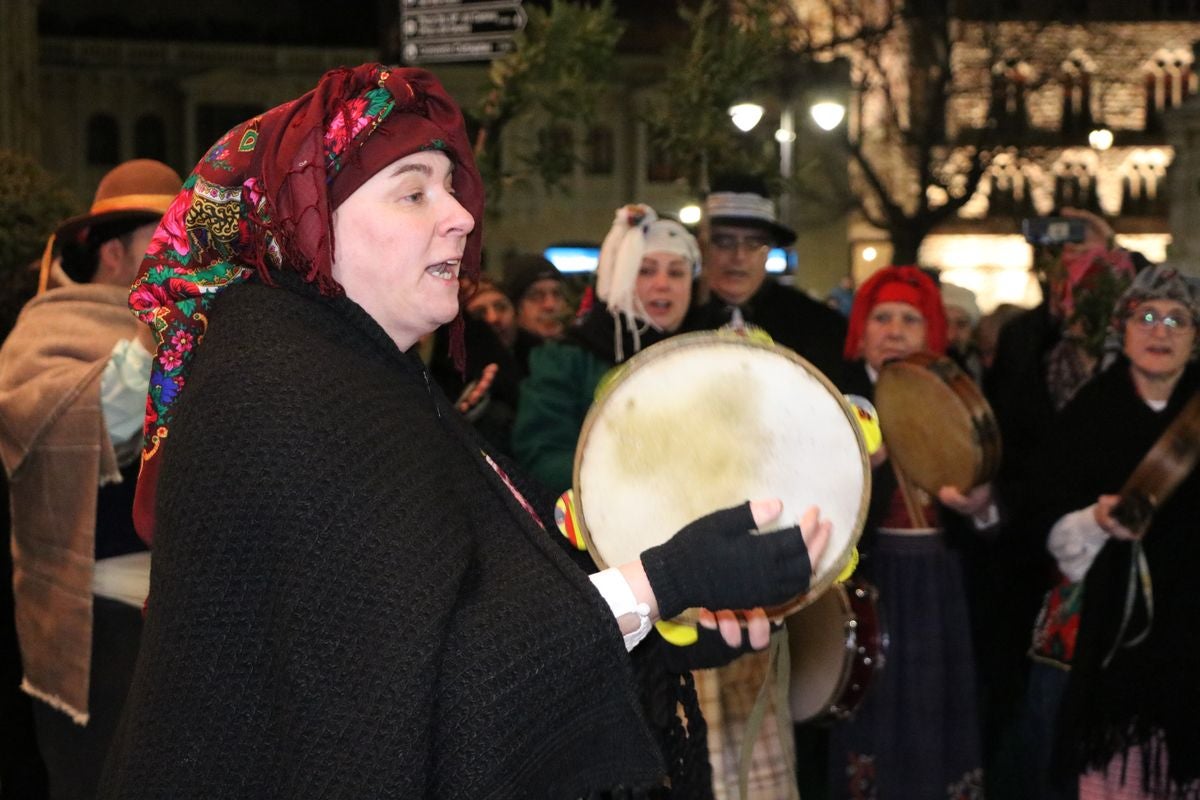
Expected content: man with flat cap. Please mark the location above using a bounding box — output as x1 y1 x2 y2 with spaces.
0 159 181 799
696 175 848 381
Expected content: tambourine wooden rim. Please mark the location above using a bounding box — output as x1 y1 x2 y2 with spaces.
1113 389 1200 534
874 351 1002 494
572 329 871 619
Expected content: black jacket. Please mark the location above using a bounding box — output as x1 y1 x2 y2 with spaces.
99 277 669 799
694 279 848 387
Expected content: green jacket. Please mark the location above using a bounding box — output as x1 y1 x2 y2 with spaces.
513 340 612 496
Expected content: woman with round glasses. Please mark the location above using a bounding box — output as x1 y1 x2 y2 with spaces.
1023 264 1200 799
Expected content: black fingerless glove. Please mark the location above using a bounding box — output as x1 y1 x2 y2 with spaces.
641 502 813 620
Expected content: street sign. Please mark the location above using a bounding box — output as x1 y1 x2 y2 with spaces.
400 0 526 65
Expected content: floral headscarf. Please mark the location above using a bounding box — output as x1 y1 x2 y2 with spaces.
1056 246 1136 320
843 265 948 360
130 64 484 542
1102 263 1200 365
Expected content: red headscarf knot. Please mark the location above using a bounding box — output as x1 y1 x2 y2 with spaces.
129 63 484 543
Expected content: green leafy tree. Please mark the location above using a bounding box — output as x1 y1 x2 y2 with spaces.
473 0 623 206
0 150 79 336
646 0 794 194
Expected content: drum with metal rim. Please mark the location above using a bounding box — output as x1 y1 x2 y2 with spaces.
873 351 1001 494
786 578 887 723
573 330 871 619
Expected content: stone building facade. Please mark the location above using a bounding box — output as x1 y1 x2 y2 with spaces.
0 0 40 155
843 10 1200 307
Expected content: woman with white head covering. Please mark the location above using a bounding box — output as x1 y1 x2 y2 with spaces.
513 203 701 495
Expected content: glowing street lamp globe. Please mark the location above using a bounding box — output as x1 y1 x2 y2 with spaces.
810 101 846 132
728 103 765 133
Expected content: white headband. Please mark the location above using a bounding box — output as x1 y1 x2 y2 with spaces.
596 204 700 360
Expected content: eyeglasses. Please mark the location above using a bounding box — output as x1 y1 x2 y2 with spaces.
1132 310 1195 332
710 233 771 254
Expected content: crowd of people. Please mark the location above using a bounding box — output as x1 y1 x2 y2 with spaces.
1 62 1198 800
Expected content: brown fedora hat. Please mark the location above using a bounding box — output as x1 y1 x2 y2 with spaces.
54 158 182 243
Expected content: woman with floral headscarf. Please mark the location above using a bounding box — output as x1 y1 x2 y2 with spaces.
1020 264 1200 799
98 66 832 800
827 265 990 800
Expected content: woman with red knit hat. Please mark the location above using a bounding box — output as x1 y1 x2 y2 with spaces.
827 265 990 799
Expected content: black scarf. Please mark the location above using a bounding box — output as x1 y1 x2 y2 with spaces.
1048 358 1200 795
567 299 681 365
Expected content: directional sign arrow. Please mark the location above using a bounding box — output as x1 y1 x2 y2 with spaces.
402 37 518 65
402 0 509 7
402 4 527 40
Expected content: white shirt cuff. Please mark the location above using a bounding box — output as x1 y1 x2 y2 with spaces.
1047 505 1109 582
589 568 653 651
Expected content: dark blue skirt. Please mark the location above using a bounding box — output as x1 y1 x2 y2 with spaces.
829 531 985 799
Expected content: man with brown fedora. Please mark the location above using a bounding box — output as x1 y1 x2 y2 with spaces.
0 158 180 799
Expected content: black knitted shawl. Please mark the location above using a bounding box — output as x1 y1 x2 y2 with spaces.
98 276 673 799
1035 358 1200 795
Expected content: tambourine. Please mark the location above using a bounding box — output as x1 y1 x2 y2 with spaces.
786 577 887 723
572 330 871 620
1112 390 1200 535
873 352 1001 494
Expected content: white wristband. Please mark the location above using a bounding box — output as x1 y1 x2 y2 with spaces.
589 568 653 651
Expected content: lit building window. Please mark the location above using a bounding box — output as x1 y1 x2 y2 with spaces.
986 152 1037 218
1143 49 1196 134
989 58 1032 136
1052 149 1103 215
1119 149 1171 217
1060 53 1095 138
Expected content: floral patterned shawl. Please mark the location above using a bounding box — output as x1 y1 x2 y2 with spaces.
129 64 484 542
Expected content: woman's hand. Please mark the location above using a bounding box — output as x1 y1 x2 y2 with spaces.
938 483 993 517
639 498 832 621
1060 207 1116 250
454 363 497 417
699 607 775 651
1094 494 1140 541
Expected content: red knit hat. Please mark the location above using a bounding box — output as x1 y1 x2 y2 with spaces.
843 265 948 360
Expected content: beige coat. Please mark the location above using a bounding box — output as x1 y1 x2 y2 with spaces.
0 283 139 723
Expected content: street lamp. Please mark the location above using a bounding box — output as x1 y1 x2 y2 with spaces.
1088 125 1114 151
679 204 702 225
810 101 846 132
728 102 765 133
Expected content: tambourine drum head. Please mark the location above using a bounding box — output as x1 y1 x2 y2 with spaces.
874 359 982 493
574 332 870 617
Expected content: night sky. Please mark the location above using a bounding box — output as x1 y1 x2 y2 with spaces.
37 0 690 54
